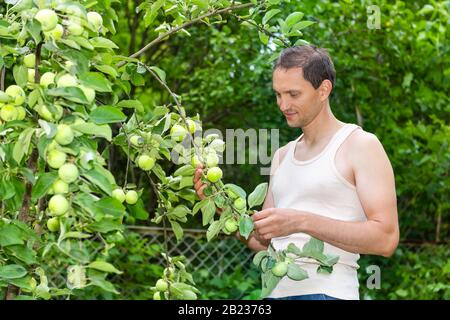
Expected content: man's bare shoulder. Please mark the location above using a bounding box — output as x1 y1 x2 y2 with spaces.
345 128 390 165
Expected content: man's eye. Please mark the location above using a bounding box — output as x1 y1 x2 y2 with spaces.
290 93 298 97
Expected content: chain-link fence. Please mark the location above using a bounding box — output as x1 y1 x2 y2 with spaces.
110 226 261 300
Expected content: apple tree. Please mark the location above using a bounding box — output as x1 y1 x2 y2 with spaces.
0 0 321 300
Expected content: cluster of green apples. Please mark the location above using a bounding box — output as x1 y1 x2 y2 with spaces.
32 5 103 41
128 131 160 172
0 85 27 123
152 265 198 300
44 124 79 229
111 187 139 205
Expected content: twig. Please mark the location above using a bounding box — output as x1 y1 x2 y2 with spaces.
117 2 254 67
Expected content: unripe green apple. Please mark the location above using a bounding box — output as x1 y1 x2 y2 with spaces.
181 290 197 300
224 218 238 233
125 190 138 205
153 292 161 300
48 194 69 216
40 72 56 88
87 11 103 30
233 198 246 210
16 107 26 120
57 74 77 88
0 104 18 121
52 179 69 194
209 139 225 152
206 152 219 167
5 85 26 105
111 188 126 203
47 217 60 232
66 19 84 36
47 149 67 169
58 163 79 183
27 68 35 83
170 124 187 142
55 124 74 145
24 53 36 68
44 23 64 40
137 155 155 171
186 119 196 134
35 9 58 31
79 85 95 103
129 134 143 147
155 279 168 292
206 167 222 183
191 155 203 168
271 261 288 277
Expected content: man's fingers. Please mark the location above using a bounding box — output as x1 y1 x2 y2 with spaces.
196 184 208 200
193 168 202 183
252 208 273 222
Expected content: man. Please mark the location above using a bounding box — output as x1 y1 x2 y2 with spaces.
193 45 399 300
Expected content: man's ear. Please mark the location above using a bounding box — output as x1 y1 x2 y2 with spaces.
319 79 333 101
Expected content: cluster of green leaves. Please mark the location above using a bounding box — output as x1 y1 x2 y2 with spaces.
253 238 339 298
359 244 450 300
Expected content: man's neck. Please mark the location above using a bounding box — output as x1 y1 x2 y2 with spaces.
300 104 345 146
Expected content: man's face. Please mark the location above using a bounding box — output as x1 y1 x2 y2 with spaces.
272 67 325 128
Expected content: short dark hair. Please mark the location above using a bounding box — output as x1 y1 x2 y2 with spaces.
273 45 336 90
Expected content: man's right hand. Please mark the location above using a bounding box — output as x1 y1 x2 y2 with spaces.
193 164 208 200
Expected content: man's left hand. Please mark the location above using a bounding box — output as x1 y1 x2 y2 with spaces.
252 208 304 241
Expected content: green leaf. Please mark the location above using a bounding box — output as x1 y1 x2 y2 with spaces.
258 31 269 45
290 20 315 33
127 198 149 220
285 12 304 28
5 245 38 265
0 264 27 279
25 19 42 43
247 182 268 209
206 220 221 241
317 265 333 274
192 198 208 215
61 232 92 240
94 64 118 78
253 251 268 267
87 261 123 274
81 166 114 195
149 66 166 82
90 37 119 49
13 64 28 87
94 197 125 218
0 178 16 201
47 87 89 104
12 127 34 164
31 172 58 203
116 99 144 114
88 270 119 294
89 106 126 124
173 164 195 177
201 199 216 226
286 243 302 256
72 122 112 141
261 270 281 298
262 9 281 25
0 224 24 247
79 72 112 92
87 217 123 233
239 214 254 240
287 263 308 281
170 220 183 242
302 237 324 255
223 183 247 199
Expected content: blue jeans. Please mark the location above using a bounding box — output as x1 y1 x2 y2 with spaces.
264 294 341 300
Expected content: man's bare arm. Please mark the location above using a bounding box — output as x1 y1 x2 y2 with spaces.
253 133 400 257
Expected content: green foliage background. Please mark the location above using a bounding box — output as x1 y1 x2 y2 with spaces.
107 0 449 299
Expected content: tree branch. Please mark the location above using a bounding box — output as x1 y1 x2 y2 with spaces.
117 2 254 67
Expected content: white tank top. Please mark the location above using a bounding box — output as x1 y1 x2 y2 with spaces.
268 123 367 300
